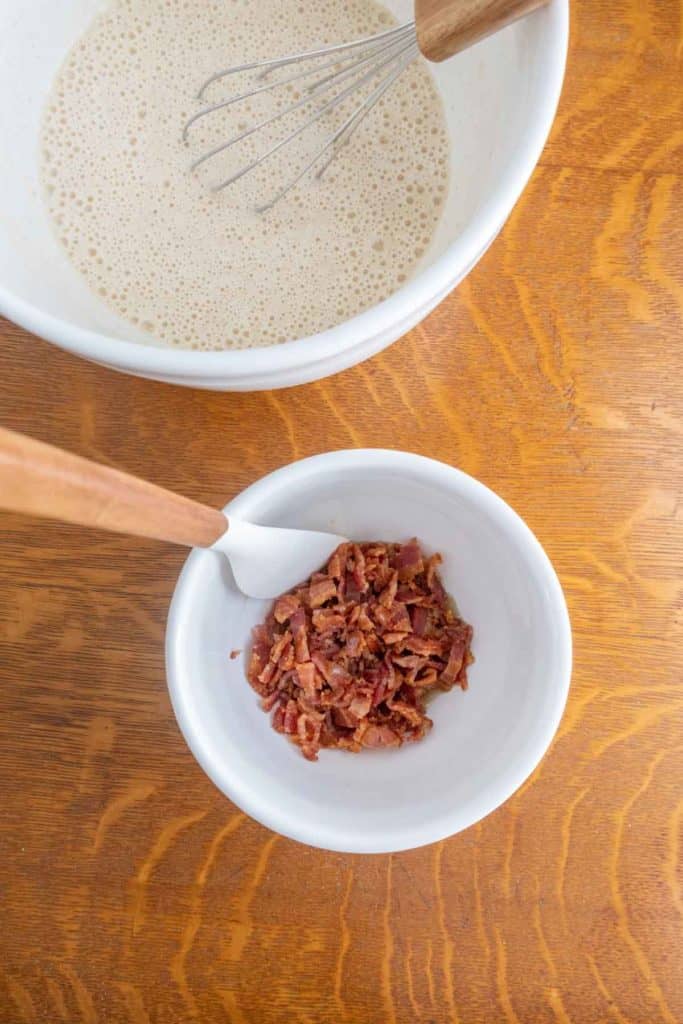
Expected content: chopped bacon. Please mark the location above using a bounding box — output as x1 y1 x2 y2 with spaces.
351 544 368 591
426 553 443 587
365 632 382 656
328 663 351 692
361 724 401 748
440 627 473 689
274 593 300 624
403 635 446 656
370 604 392 630
344 573 362 604
382 631 411 645
395 587 426 604
290 607 310 663
278 644 294 672
257 660 277 687
310 650 334 683
269 630 292 664
389 699 425 728
312 609 346 633
357 606 374 631
347 605 361 627
327 545 346 580
345 630 364 658
391 653 426 670
413 667 439 688
349 690 373 720
378 570 398 608
393 539 424 580
387 602 411 634
245 540 473 761
410 605 429 637
249 624 271 676
283 699 299 735
297 713 322 761
296 661 319 699
308 577 337 608
261 690 280 712
272 702 286 732
371 680 387 707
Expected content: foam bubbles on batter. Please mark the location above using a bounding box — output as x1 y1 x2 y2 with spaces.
42 0 449 350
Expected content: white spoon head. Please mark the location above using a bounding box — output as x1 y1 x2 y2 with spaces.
211 518 347 599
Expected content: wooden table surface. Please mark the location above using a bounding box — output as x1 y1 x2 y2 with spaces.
1 2 682 1022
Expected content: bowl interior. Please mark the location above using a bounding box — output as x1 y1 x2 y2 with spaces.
0 0 559 348
167 452 571 852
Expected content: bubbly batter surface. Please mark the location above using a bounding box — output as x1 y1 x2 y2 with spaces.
42 0 449 349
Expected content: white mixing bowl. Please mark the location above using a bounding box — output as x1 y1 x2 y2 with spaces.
166 451 572 853
0 1 567 390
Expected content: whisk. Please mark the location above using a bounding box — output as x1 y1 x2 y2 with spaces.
184 0 550 211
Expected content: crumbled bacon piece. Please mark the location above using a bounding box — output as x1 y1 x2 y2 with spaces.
283 699 299 735
362 724 401 748
312 609 346 633
308 576 337 608
394 540 424 580
345 631 364 658
440 632 470 689
295 661 319 699
290 607 310 663
378 570 398 608
410 605 429 636
414 668 439 689
327 548 342 579
274 593 300 624
269 630 292 664
382 631 411 645
403 635 445 656
244 540 474 761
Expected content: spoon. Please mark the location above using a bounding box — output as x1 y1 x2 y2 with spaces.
0 426 346 599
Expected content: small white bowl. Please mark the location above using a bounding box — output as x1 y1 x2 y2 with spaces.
0 1 567 390
166 450 571 853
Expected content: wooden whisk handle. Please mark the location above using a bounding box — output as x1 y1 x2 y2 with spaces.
0 426 227 548
415 0 551 63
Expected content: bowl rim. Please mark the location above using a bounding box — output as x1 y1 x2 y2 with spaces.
0 1 568 381
165 449 573 853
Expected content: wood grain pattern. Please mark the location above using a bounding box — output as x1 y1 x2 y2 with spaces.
0 0 682 1020
0 426 227 549
415 0 549 63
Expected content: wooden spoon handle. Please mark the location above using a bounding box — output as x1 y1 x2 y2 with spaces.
0 426 227 548
415 0 551 63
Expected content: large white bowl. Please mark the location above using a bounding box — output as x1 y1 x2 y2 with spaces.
166 450 572 853
0 1 567 391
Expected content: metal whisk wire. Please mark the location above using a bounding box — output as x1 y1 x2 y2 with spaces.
182 26 413 142
184 21 420 209
258 45 419 213
197 21 414 96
